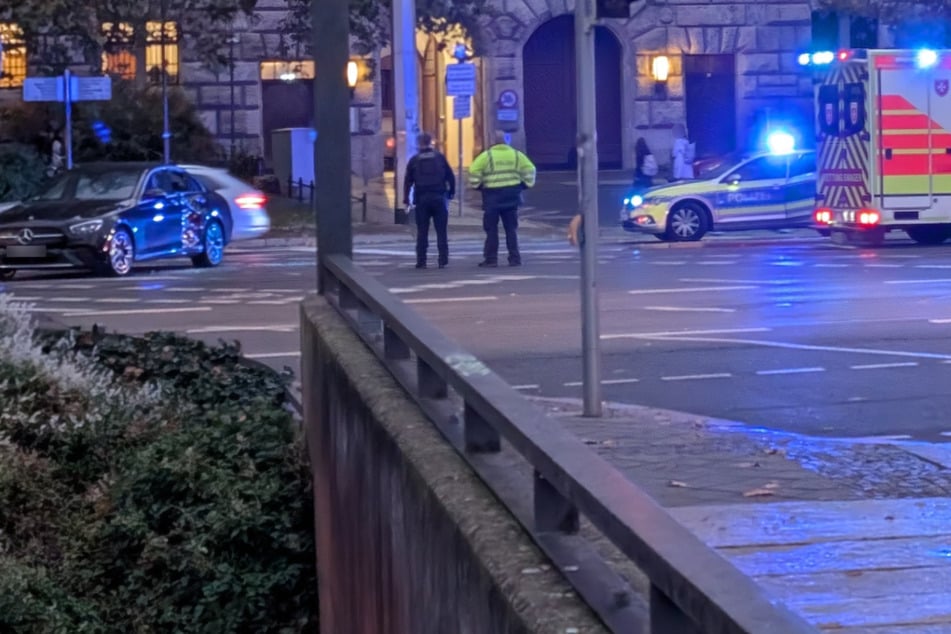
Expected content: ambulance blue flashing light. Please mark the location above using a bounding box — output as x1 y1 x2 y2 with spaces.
917 48 939 68
767 131 796 156
811 51 835 65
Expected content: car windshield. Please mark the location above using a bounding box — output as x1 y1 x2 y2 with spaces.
694 153 749 180
31 168 142 202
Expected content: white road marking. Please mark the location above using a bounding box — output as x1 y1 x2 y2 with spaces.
756 367 825 376
200 299 241 304
679 278 791 286
643 306 736 313
885 278 951 285
248 299 303 305
661 373 732 381
851 362 920 370
915 264 951 269
145 299 191 304
404 296 498 304
3 295 41 301
602 327 770 340
601 378 640 385
61 306 213 317
628 285 756 295
650 261 688 266
512 384 541 390
864 263 903 268
96 298 139 303
930 319 951 324
813 263 849 268
49 297 90 303
187 325 298 334
637 334 951 361
694 261 736 266
245 351 302 359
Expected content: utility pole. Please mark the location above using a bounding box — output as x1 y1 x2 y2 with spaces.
575 0 602 416
313 0 353 290
160 0 170 164
393 0 419 219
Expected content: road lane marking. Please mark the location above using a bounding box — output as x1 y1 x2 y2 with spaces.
636 334 951 361
851 362 919 370
756 367 825 375
187 325 298 334
248 299 303 305
145 299 191 304
601 378 640 385
885 278 951 284
929 319 951 324
661 373 732 381
864 263 903 268
915 264 951 269
245 351 302 359
513 384 540 390
95 298 139 303
813 263 849 268
650 261 688 266
61 307 213 317
679 278 792 285
602 327 770 340
628 285 756 295
643 306 736 313
403 296 498 304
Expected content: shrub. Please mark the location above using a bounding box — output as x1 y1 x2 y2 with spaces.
0 296 317 633
0 144 50 202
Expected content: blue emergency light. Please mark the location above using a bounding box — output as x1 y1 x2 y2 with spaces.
767 131 796 155
917 49 938 68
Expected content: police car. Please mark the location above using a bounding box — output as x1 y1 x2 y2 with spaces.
620 134 816 241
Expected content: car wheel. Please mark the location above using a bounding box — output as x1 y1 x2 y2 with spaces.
0 269 15 281
191 220 225 268
665 203 708 241
99 228 135 277
907 226 950 245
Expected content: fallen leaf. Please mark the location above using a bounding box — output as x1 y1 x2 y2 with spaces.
668 480 689 488
764 482 780 490
743 488 776 498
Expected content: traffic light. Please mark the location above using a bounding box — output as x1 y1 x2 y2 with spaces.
596 0 637 19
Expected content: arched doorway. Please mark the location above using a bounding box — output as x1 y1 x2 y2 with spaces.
523 15 622 169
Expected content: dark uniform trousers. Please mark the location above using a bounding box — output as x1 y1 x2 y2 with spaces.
415 193 449 266
481 185 522 265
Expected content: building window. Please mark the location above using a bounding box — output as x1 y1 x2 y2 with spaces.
145 21 178 85
102 22 136 79
0 24 26 89
850 16 878 49
811 11 839 51
259 60 315 81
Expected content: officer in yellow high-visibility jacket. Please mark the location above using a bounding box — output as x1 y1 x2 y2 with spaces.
468 131 537 267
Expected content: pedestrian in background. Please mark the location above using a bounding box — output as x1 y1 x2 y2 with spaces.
633 137 657 190
468 131 536 267
671 123 695 181
403 132 455 269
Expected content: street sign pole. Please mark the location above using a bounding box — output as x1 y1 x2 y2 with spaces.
458 109 463 217
393 0 419 222
64 69 73 170
575 0 602 416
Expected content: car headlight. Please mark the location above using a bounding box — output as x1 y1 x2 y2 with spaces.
623 195 644 209
68 219 104 237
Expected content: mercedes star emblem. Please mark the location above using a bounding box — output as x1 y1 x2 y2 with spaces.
16 228 34 245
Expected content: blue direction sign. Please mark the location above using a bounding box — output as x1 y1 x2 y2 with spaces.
446 63 476 97
453 96 471 120
23 77 65 102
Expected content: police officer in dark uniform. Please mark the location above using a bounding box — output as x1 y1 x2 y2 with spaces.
403 133 455 269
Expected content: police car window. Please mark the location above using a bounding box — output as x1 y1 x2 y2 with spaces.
788 153 816 178
732 156 787 182
167 171 197 193
145 170 172 194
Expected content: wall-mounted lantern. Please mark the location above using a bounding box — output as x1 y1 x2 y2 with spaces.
651 55 670 96
347 60 359 94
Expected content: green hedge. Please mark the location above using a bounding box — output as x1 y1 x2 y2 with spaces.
0 297 317 633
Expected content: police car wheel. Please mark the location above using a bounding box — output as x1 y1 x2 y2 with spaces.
666 203 708 241
906 226 950 245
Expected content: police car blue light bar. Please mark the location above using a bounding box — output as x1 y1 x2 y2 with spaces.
767 131 796 155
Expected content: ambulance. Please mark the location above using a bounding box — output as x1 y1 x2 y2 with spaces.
803 48 951 245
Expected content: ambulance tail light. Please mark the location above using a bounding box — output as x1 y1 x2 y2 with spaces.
814 208 833 225
858 209 881 226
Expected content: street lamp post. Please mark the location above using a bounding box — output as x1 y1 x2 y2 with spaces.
229 32 237 159
160 0 170 164
575 0 603 416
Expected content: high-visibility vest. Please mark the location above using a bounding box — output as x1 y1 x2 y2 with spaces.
469 144 537 190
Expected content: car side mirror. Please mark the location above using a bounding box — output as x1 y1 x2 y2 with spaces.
726 174 741 185
143 188 166 201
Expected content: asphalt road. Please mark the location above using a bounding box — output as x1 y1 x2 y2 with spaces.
521 170 633 227
9 229 951 442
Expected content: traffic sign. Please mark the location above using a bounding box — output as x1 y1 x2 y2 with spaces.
71 75 112 101
498 89 518 108
453 96 471 120
446 63 476 97
23 77 65 102
497 109 518 122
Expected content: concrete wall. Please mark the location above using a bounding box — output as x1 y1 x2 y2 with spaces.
300 295 607 634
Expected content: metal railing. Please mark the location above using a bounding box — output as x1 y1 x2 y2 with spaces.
287 177 368 221
320 253 819 634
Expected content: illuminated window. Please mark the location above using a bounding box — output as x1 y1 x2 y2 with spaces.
0 24 26 89
259 60 315 81
145 21 178 85
101 22 136 79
